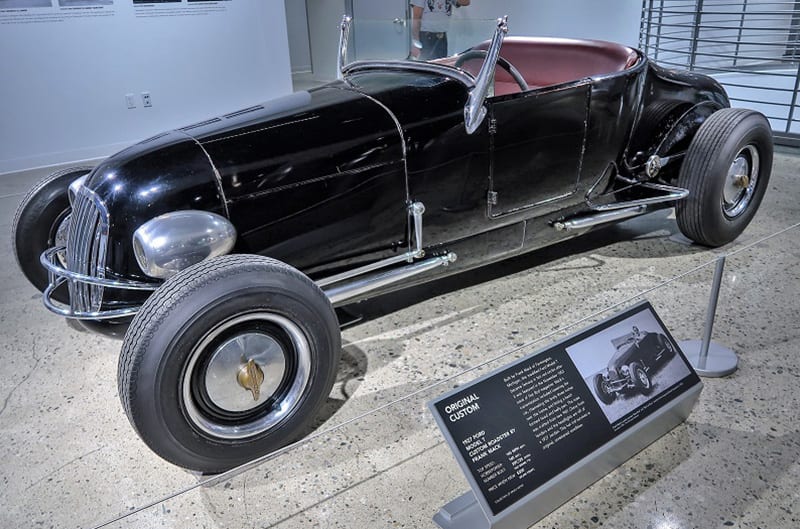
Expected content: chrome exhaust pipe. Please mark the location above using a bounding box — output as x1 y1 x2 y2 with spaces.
323 252 457 306
553 205 646 232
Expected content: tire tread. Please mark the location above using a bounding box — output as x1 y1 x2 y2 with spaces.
117 254 337 470
676 108 771 246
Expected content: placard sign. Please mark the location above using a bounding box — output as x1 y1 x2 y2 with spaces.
429 301 702 529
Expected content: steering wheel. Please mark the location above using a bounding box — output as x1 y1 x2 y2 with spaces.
454 50 530 92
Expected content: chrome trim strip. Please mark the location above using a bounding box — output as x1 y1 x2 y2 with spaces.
343 60 477 88
188 133 231 219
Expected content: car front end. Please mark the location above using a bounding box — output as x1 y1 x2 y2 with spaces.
40 130 233 320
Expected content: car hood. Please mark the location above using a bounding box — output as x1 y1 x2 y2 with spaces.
184 85 405 205
178 83 412 268
83 130 226 277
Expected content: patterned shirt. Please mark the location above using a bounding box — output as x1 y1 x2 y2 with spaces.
411 0 458 33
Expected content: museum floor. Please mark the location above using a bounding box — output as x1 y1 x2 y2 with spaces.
0 150 798 529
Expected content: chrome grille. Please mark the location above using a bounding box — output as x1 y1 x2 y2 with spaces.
66 187 108 313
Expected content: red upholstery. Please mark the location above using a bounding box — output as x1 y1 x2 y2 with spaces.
438 37 639 96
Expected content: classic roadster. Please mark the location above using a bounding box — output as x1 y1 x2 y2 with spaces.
593 328 677 405
13 17 772 472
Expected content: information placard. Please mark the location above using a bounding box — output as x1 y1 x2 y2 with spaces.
429 301 701 527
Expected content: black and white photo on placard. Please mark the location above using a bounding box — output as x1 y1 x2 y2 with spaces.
565 306 691 425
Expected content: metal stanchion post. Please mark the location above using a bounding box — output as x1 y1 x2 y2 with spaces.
680 256 738 377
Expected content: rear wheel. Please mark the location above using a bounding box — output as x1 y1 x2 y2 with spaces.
118 255 340 473
676 108 773 247
12 166 93 302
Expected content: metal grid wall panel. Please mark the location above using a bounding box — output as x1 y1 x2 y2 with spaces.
640 0 800 143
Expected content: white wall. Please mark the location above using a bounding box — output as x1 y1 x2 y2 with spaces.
0 1 292 175
285 0 312 73
307 0 347 81
452 0 642 47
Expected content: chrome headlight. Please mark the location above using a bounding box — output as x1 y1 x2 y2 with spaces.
133 210 236 279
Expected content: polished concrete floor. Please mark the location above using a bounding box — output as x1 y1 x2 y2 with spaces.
0 152 798 529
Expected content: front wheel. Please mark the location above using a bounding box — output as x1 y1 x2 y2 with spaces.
118 255 340 473
629 362 652 395
12 166 93 302
593 374 616 405
676 108 773 247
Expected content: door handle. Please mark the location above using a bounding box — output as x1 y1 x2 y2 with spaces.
393 18 406 26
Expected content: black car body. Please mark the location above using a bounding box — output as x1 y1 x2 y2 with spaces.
13 17 773 472
593 329 677 404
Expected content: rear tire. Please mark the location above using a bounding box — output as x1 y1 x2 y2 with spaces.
12 166 93 302
118 254 340 473
676 108 773 247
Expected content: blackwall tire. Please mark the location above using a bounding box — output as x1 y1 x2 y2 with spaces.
676 108 773 247
12 166 93 303
593 374 616 405
117 255 340 473
630 362 652 395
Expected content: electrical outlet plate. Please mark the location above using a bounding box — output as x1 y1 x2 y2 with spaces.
142 92 152 107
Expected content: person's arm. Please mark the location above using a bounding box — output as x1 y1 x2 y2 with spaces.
410 5 423 58
456 0 470 6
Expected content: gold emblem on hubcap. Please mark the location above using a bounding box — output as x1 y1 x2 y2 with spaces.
734 174 750 189
237 359 265 401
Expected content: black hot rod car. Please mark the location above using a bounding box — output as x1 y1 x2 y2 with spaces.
13 17 772 472
593 327 677 405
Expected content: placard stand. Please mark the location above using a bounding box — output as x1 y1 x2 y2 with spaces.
430 302 703 529
434 385 701 529
679 256 739 377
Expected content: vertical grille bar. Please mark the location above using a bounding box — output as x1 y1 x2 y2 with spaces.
66 188 108 314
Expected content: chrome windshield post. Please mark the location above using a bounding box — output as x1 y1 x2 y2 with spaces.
337 15 353 80
464 16 509 134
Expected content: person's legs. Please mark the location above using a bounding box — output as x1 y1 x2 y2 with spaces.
419 32 448 60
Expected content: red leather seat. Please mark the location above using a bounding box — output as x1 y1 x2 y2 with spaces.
442 37 640 96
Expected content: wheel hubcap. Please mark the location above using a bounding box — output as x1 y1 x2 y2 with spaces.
204 332 285 412
723 144 759 218
183 312 312 440
237 359 266 401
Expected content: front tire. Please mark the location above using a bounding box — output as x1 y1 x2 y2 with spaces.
676 108 773 247
118 255 340 473
593 374 616 405
629 362 652 395
12 166 93 302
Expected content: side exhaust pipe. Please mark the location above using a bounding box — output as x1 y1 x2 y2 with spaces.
553 205 647 232
323 252 457 307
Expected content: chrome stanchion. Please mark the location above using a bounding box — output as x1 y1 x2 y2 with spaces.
680 256 738 377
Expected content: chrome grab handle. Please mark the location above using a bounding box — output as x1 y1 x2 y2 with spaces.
337 15 353 81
